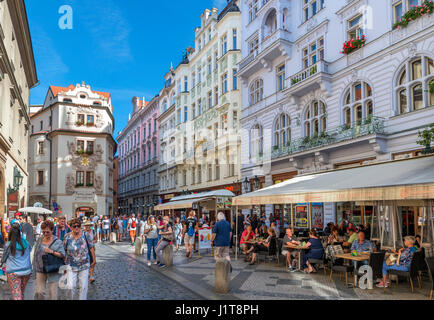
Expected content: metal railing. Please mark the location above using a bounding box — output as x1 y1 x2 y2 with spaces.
270 116 385 159
289 60 329 88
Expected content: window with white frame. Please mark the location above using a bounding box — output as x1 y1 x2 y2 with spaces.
347 14 364 40
277 64 285 91
198 98 202 115
274 114 291 147
395 56 434 114
249 37 259 55
214 86 219 105
249 79 264 105
342 82 373 127
303 0 325 22
302 37 324 69
393 0 422 23
233 69 238 90
233 29 237 50
192 72 196 88
304 100 327 137
221 34 228 55
198 66 202 83
192 103 196 119
208 91 212 109
207 57 212 75
222 73 228 94
249 0 259 23
184 76 188 92
250 124 263 158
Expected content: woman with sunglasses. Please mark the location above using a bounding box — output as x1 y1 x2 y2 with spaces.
63 219 95 300
144 215 158 266
32 220 65 300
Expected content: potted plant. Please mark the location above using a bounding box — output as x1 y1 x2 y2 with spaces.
341 35 366 55
75 121 84 126
393 0 434 30
76 149 85 155
86 150 94 155
86 122 94 127
76 183 84 187
417 123 434 154
86 183 94 187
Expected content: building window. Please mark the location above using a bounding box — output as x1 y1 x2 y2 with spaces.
303 0 324 22
86 172 94 186
395 56 433 114
184 76 188 92
76 171 84 186
274 114 291 147
198 67 202 83
77 114 85 124
221 35 228 55
393 1 403 24
304 100 327 137
249 79 264 105
177 109 182 124
207 57 212 75
343 81 373 125
198 99 202 115
302 37 324 69
37 171 44 186
249 37 259 55
87 141 94 153
214 87 219 105
222 73 228 94
192 72 196 88
184 106 188 123
87 115 94 125
277 64 285 91
249 0 259 23
38 141 44 155
208 91 213 109
233 69 238 90
76 140 85 152
192 103 196 119
348 14 364 40
233 29 237 50
250 124 263 158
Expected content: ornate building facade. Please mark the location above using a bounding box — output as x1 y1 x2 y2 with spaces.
117 96 160 216
238 0 434 227
28 83 117 219
0 0 38 218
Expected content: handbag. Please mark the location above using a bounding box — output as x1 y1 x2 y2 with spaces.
84 233 94 265
386 253 398 266
42 240 65 274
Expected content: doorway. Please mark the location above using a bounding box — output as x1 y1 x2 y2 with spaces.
76 207 95 218
398 206 415 237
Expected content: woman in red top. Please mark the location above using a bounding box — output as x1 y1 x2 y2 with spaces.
240 225 255 256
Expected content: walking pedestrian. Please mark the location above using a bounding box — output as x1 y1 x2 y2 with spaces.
122 215 128 240
211 212 232 272
32 220 65 300
127 214 138 246
174 217 183 251
21 215 35 247
144 216 158 266
117 216 123 242
96 216 103 242
1 223 32 300
53 215 72 242
183 210 198 259
63 219 95 300
102 216 111 242
35 216 44 241
155 216 173 268
83 221 97 284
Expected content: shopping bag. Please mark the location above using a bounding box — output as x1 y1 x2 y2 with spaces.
58 265 73 290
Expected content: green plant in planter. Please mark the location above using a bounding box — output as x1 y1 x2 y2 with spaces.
76 183 84 187
364 115 373 125
75 121 84 126
393 0 434 30
86 150 94 155
76 150 85 155
303 136 310 144
272 145 279 151
342 124 351 131
417 123 434 154
86 183 94 187
429 81 434 94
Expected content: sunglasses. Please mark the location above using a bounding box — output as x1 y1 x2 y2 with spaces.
72 225 81 228
42 231 51 234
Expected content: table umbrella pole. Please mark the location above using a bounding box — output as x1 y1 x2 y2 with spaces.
235 206 238 261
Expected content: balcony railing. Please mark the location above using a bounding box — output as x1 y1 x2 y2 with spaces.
271 116 385 159
289 60 329 88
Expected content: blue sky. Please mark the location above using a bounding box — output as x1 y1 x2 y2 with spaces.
26 0 229 140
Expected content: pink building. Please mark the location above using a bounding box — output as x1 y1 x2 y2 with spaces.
117 95 160 216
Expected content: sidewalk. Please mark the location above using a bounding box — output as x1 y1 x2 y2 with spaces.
108 242 432 300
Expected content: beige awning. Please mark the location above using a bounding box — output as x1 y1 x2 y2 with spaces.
233 155 434 206
154 197 212 211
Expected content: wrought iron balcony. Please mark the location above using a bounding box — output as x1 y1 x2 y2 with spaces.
270 116 385 160
285 60 331 97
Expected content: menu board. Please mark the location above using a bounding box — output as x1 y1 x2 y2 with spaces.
311 203 324 229
295 204 308 228
216 197 232 209
198 228 212 249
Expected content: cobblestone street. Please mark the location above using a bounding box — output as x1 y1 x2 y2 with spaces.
0 243 200 300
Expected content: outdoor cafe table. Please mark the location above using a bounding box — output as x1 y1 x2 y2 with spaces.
283 245 310 272
334 253 370 288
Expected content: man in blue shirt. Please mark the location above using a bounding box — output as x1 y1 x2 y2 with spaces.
53 215 72 241
351 231 374 267
211 212 232 271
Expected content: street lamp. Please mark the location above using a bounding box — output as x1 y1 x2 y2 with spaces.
254 176 260 190
243 177 249 193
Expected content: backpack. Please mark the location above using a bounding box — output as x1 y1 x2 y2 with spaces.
112 219 118 229
187 219 195 237
131 219 137 228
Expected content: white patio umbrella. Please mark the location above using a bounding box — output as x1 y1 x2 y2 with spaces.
18 207 53 215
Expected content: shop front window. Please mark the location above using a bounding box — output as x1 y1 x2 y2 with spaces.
336 202 362 225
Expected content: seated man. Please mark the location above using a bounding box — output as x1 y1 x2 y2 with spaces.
343 228 358 250
281 228 300 272
240 225 255 257
351 231 374 267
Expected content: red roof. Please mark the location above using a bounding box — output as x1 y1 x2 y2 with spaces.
49 85 111 101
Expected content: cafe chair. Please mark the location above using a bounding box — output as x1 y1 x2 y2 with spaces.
358 251 385 282
257 238 278 264
330 262 355 287
425 257 434 300
309 255 327 275
388 251 422 293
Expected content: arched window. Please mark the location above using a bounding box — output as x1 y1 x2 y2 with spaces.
342 81 373 126
249 79 263 105
263 9 277 39
250 124 263 158
273 114 291 147
304 100 326 137
395 56 433 114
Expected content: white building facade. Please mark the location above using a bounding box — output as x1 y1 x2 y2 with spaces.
28 83 117 219
0 0 37 218
238 0 434 229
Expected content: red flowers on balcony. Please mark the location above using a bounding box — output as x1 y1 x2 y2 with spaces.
393 0 434 29
341 35 366 55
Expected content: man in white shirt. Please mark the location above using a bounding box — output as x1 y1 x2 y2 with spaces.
127 214 137 245
35 216 44 240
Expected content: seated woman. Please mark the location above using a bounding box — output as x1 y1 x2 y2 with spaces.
248 228 276 265
327 227 340 245
301 229 325 273
377 236 417 288
259 225 268 239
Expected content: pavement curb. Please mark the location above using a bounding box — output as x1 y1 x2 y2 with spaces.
101 243 236 300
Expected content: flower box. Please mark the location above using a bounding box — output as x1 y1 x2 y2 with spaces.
75 121 84 126
86 122 95 127
393 0 434 30
341 36 366 55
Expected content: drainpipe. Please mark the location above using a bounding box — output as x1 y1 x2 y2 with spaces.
45 108 53 211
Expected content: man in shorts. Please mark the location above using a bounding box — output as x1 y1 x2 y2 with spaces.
211 212 232 272
183 210 197 259
282 227 300 272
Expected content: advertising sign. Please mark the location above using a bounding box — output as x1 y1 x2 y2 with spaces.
216 197 231 209
295 204 308 228
311 203 324 229
198 228 212 249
